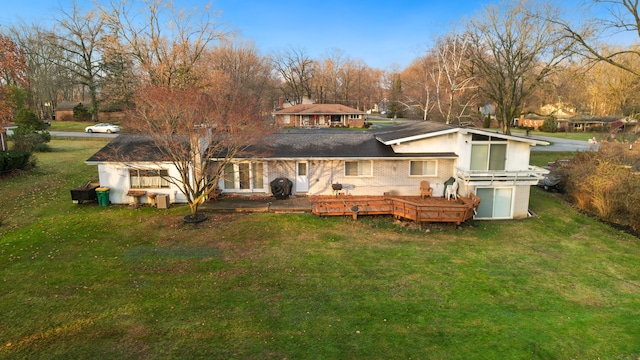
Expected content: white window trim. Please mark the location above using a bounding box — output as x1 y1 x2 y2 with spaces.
408 160 438 177
470 141 508 171
344 160 373 177
473 186 514 220
129 168 171 189
221 161 267 192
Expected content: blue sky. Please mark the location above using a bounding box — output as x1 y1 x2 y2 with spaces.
0 0 488 69
0 0 627 69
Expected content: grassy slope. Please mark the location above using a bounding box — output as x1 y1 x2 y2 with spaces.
0 140 638 359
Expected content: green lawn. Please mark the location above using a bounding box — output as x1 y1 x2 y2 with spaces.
1 140 639 359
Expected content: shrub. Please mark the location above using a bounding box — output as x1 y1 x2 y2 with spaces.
483 114 491 128
0 149 34 174
73 103 91 121
14 108 46 130
539 117 558 133
564 142 640 231
11 126 51 152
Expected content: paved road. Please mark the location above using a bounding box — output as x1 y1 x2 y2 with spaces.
50 131 119 139
530 135 598 152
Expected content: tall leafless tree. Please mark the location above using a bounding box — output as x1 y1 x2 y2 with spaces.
433 32 477 124
101 0 225 89
271 46 314 105
555 0 640 77
50 2 106 122
467 0 574 134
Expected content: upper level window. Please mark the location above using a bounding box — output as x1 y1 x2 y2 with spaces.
345 160 372 176
410 160 437 176
130 169 170 188
471 144 506 170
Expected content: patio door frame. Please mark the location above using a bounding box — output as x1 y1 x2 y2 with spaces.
474 186 514 219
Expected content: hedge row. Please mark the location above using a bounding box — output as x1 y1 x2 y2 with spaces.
0 150 33 174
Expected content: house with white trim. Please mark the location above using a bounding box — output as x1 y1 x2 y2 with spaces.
86 121 549 219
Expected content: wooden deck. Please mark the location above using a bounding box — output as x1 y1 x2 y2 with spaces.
310 194 481 224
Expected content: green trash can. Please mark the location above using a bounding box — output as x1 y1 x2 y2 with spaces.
96 187 110 206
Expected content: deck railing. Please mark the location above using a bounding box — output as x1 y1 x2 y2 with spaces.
455 166 548 185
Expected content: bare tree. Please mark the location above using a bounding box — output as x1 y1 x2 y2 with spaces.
49 2 106 122
271 46 314 105
206 39 277 113
101 0 225 89
5 23 72 119
555 0 640 77
401 55 438 120
433 32 477 124
467 0 574 134
124 84 272 219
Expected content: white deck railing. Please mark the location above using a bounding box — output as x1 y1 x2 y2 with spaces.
455 166 549 185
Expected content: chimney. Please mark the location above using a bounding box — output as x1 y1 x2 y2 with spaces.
278 97 284 109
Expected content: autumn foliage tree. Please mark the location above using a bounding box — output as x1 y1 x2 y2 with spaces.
0 34 28 125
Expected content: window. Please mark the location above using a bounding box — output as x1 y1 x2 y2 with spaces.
475 187 513 219
470 143 507 170
410 160 437 176
349 114 360 119
130 169 170 188
223 162 265 191
345 161 372 176
283 114 290 125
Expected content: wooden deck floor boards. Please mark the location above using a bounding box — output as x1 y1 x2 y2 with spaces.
310 194 481 224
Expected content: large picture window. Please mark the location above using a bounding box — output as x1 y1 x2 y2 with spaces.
345 161 372 176
130 169 170 188
223 162 265 191
409 160 437 176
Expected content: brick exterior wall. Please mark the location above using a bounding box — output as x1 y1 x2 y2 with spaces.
263 158 458 196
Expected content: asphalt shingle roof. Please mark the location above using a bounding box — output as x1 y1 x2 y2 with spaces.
87 128 458 163
275 103 365 115
86 135 175 162
374 121 458 143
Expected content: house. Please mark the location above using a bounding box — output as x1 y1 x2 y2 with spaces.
274 103 366 128
556 115 638 133
516 113 547 130
86 121 549 219
54 101 125 122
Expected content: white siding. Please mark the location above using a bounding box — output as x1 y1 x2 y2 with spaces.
97 162 186 205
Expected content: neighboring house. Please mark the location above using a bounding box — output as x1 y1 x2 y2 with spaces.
55 101 125 122
274 103 366 128
516 114 547 130
86 121 549 220
557 115 638 133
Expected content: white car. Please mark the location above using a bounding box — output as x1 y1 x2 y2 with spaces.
85 123 120 134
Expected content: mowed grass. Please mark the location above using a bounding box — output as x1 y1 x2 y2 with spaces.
1 140 639 359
